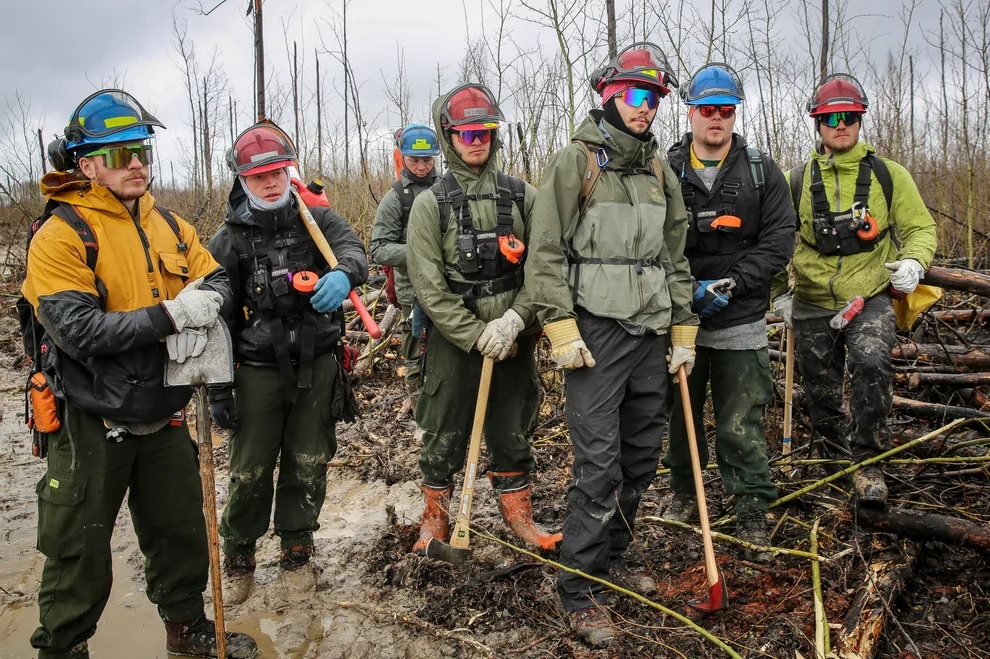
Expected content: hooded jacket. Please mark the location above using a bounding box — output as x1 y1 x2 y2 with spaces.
524 111 696 332
667 132 795 330
21 172 230 423
790 140 937 309
208 177 368 364
406 97 537 353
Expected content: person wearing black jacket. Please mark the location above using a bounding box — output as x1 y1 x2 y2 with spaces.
207 123 368 603
660 64 795 561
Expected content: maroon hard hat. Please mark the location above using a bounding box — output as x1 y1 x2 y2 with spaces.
591 42 677 95
226 123 297 176
439 84 504 131
807 73 869 116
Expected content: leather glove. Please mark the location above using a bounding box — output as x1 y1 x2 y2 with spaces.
209 390 238 430
166 326 208 364
544 318 596 369
772 292 794 328
475 309 525 361
160 277 223 332
691 278 735 318
885 259 925 295
666 325 698 381
311 270 351 313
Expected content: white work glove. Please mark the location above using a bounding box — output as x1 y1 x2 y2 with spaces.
475 309 525 361
885 259 925 295
166 326 208 363
666 325 698 382
772 292 794 328
544 318 596 369
161 278 223 332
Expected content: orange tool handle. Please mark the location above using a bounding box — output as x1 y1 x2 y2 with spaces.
348 290 381 339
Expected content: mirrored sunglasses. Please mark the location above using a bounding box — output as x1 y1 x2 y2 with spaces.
622 88 661 109
83 144 153 168
697 105 736 119
452 129 493 144
821 111 861 128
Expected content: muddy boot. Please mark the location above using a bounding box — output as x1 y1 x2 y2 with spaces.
412 484 452 555
165 613 260 658
279 544 317 593
489 473 562 551
569 607 615 648
397 396 415 421
662 495 699 523
608 562 658 597
736 511 772 563
64 641 89 658
852 466 888 505
222 552 256 606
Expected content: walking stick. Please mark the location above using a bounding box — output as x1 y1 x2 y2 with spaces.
678 365 728 612
196 386 227 657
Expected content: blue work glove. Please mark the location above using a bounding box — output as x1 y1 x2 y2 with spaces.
311 270 351 313
691 278 735 318
209 390 238 430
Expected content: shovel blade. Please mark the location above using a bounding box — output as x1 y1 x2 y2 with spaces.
689 571 729 613
164 320 235 387
424 537 472 564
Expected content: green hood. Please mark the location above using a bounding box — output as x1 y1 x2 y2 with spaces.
571 110 660 170
431 95 504 185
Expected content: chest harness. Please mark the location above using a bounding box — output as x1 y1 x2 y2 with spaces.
432 170 526 313
803 155 889 256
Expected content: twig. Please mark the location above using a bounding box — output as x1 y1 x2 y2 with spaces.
811 518 829 658
644 516 823 562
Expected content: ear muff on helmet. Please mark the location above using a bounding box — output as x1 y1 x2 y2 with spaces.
47 137 73 172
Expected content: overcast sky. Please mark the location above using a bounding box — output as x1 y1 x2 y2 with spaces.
0 0 955 182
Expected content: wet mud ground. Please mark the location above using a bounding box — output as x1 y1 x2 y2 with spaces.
0 302 988 658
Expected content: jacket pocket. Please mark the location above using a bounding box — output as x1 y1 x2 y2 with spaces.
36 470 87 559
159 252 191 293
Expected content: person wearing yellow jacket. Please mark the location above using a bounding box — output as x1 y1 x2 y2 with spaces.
780 73 937 505
20 90 258 659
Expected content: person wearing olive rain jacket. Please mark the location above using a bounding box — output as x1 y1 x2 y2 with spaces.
406 83 562 557
523 43 697 647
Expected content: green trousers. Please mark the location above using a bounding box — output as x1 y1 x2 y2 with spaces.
663 346 777 512
416 330 538 491
219 352 338 555
399 304 423 402
31 404 208 658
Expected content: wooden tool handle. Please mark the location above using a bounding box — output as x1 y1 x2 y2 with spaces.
449 356 495 549
196 386 226 658
783 327 795 455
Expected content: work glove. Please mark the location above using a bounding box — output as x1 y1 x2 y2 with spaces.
166 326 208 364
475 309 525 361
209 390 238 430
772 292 794 328
885 259 925 295
691 278 735 318
160 277 223 332
666 325 698 381
544 318 596 369
311 270 351 313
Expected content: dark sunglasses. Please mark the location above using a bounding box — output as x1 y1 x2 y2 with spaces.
697 105 736 119
83 144 153 168
820 111 862 128
452 129 493 144
622 88 661 109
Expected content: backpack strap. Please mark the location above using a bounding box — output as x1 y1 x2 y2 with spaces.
495 172 527 228
391 179 416 229
789 163 806 213
575 140 606 213
49 203 99 271
432 171 462 235
746 147 765 192
865 154 894 212
154 205 187 253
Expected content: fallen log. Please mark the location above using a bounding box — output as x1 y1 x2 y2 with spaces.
929 309 990 324
857 506 990 554
892 342 990 369
895 372 990 389
923 265 990 296
353 305 401 376
891 396 986 419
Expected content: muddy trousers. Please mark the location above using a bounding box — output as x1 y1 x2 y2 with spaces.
399 304 423 403
794 295 897 459
557 315 669 612
219 353 338 556
416 330 538 492
31 404 208 658
663 347 777 512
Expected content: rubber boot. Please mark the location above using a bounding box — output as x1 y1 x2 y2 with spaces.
489 472 562 551
412 484 452 555
165 613 260 658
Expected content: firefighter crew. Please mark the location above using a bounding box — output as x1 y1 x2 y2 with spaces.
370 123 441 418
523 43 697 647
779 73 936 504
21 90 258 658
406 83 562 556
207 122 368 604
661 63 796 562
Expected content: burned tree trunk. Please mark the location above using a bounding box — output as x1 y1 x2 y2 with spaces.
923 266 990 296
857 507 990 554
892 343 990 369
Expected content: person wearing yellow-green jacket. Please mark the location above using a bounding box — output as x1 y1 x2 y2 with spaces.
523 43 697 648
778 73 937 505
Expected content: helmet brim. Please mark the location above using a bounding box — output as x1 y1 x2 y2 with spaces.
686 94 742 106
810 102 867 115
240 159 293 177
453 122 500 131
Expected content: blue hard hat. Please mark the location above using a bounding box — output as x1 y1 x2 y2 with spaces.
64 89 164 153
398 123 440 157
681 63 745 105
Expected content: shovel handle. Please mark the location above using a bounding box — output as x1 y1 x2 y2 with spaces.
449 356 495 549
678 365 720 590
195 386 226 658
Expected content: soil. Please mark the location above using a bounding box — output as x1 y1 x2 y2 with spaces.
1 289 988 658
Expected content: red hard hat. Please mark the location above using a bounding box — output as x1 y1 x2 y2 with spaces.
439 84 504 131
591 42 677 95
227 123 297 176
807 73 869 116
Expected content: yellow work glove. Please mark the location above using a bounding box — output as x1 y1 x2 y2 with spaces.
666 325 698 381
544 318 596 369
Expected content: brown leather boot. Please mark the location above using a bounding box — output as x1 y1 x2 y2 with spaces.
489 472 562 551
412 484 452 555
165 613 260 658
